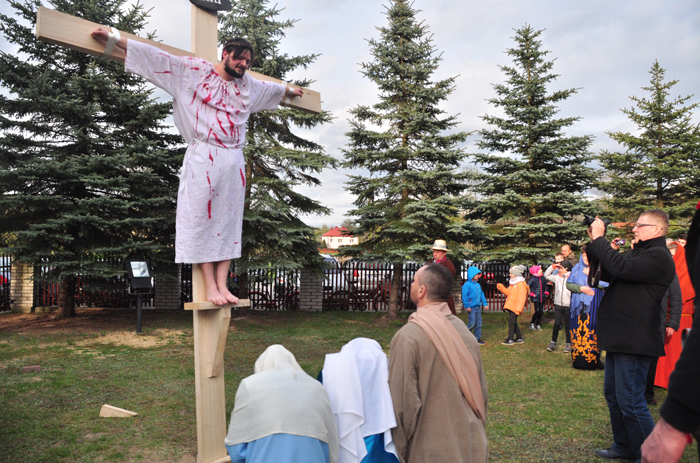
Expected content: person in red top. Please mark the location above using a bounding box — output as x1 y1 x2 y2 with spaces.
654 241 695 389
426 240 457 315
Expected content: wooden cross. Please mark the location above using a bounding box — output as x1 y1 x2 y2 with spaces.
36 5 322 463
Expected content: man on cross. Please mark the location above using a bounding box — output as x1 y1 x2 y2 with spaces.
91 28 303 305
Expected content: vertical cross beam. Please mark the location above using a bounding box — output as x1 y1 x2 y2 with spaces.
191 9 230 463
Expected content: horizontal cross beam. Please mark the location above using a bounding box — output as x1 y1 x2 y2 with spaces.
35 7 322 114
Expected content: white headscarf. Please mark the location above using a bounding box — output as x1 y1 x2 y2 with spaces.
225 345 339 463
322 338 398 463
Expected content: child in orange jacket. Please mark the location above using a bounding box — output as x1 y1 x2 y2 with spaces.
497 265 530 345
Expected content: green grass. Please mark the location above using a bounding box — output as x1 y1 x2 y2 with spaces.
0 309 697 462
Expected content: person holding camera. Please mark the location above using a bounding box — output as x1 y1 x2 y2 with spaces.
641 202 700 463
585 210 676 462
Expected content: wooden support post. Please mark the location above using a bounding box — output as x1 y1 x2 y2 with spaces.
192 263 231 463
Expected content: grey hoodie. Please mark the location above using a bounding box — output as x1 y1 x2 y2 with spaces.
544 264 571 307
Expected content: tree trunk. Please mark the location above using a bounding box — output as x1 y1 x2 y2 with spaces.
387 262 404 320
57 274 76 318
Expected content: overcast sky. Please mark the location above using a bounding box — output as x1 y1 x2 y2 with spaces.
2 0 699 227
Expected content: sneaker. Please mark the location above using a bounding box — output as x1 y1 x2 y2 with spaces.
502 339 514 345
529 323 536 331
477 339 486 346
563 343 572 353
547 341 556 352
515 338 525 344
536 325 542 331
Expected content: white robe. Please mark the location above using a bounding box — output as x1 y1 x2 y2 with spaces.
125 40 286 263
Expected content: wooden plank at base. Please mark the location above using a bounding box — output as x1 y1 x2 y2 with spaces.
184 299 250 311
100 404 137 417
210 457 231 463
35 7 322 114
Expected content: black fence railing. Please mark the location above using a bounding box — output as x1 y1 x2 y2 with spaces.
0 253 11 311
179 264 300 311
37 257 154 309
321 260 419 312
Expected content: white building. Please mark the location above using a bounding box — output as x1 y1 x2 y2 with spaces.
321 226 358 249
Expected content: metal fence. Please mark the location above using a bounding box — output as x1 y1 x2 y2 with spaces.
321 260 419 312
180 265 300 311
0 253 11 311
179 261 417 312
37 257 154 309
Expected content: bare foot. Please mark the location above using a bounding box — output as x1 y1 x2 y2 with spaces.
207 285 227 305
218 285 239 304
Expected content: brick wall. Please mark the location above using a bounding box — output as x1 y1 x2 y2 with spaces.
10 261 34 313
154 264 181 310
452 277 463 314
299 269 323 312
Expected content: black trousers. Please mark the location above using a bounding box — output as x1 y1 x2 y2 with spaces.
506 310 523 340
530 300 544 325
645 356 659 400
551 304 571 343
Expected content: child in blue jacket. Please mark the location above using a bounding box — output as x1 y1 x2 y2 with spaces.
462 266 488 345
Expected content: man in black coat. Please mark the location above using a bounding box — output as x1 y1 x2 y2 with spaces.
586 210 676 462
641 202 700 463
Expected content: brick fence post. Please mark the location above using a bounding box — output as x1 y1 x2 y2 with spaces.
10 261 34 313
154 263 181 310
452 277 463 314
299 269 323 312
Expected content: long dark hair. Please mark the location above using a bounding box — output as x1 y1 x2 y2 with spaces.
223 37 254 61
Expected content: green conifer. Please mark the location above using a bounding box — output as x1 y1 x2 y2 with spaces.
218 0 336 297
468 25 595 264
597 61 700 228
0 0 183 317
342 0 478 317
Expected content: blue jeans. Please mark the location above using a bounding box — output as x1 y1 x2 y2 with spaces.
466 305 482 340
603 352 655 459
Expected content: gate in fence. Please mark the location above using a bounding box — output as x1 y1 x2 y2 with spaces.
37 257 154 309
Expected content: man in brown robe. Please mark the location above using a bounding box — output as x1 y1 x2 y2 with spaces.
426 239 457 314
389 263 488 463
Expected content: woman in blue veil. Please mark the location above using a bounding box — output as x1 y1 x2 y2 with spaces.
567 244 608 370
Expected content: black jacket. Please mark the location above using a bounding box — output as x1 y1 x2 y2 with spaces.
587 235 675 357
661 204 700 433
527 275 546 303
659 274 682 332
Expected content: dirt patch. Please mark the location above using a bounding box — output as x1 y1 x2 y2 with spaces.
0 308 190 334
74 329 188 348
0 307 306 336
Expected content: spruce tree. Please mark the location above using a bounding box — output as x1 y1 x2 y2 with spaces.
597 61 700 227
342 0 479 318
0 0 183 317
218 0 336 298
468 25 595 264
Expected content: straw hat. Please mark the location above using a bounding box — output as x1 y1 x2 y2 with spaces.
431 240 450 252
